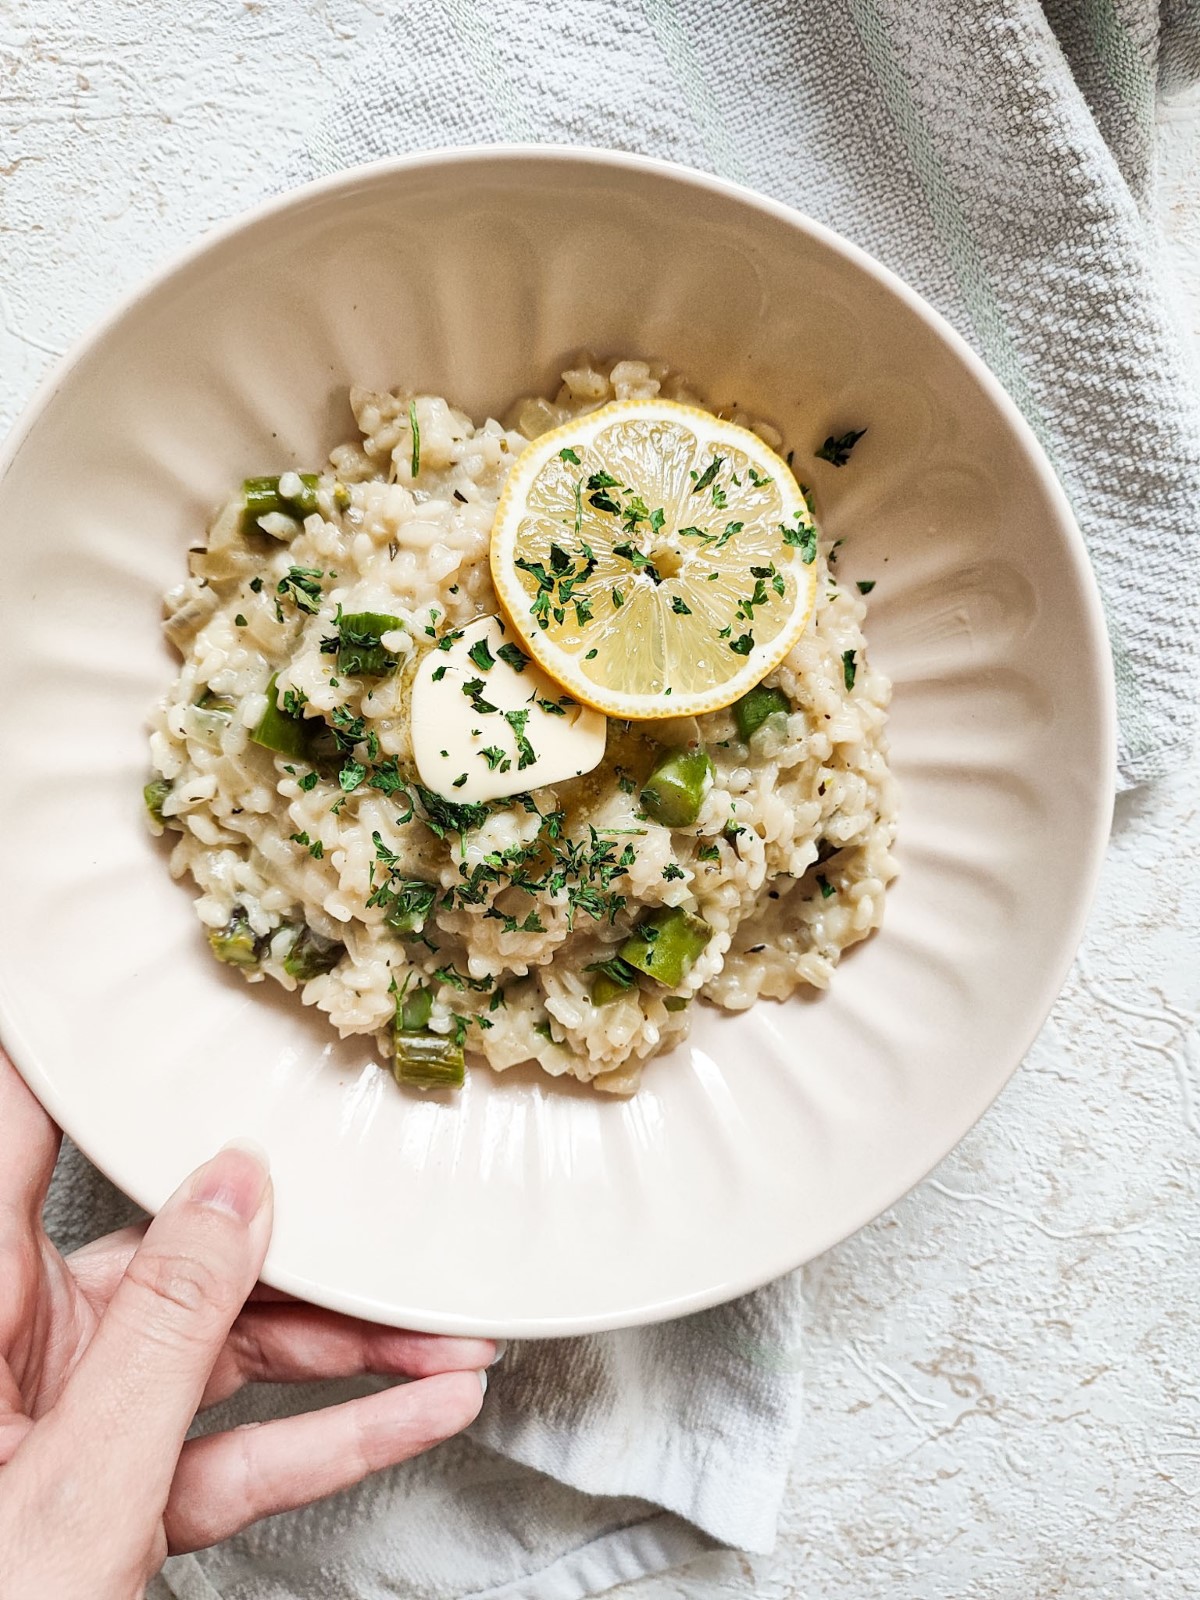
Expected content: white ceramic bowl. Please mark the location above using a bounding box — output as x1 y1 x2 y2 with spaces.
0 148 1115 1336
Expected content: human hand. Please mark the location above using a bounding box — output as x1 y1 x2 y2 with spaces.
0 1049 494 1598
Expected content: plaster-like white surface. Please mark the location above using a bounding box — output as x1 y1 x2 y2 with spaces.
2 6 1198 1595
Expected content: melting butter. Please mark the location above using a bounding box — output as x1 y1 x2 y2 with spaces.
410 615 607 802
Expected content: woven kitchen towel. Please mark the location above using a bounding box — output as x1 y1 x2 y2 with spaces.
288 0 1200 792
49 3 1200 1599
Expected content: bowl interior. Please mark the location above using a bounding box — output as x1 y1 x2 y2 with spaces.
0 150 1113 1334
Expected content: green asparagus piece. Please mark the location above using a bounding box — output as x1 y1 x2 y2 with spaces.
640 747 714 828
241 473 320 534
383 881 438 936
592 972 630 1006
663 995 690 1012
337 611 405 678
282 925 343 981
619 906 711 988
392 1029 465 1089
207 910 261 967
733 684 789 740
250 673 311 760
400 985 433 1031
589 957 638 1006
143 777 172 827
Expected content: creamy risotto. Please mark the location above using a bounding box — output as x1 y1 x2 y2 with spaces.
145 357 897 1094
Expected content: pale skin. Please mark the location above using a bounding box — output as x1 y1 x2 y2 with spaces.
0 1049 495 1598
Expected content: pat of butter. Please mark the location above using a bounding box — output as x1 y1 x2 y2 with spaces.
410 615 607 802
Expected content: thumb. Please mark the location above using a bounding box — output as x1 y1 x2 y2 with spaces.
28 1142 272 1544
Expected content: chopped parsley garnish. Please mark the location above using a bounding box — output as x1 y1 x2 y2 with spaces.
534 693 571 716
729 633 754 655
697 843 721 861
298 771 319 792
369 759 411 807
414 784 490 839
781 516 817 564
452 774 468 788
671 596 692 615
559 446 581 464
339 760 366 793
716 520 743 548
433 964 494 993
842 650 858 690
504 708 537 770
691 455 723 496
276 565 325 615
408 400 420 477
467 637 495 672
612 542 662 584
747 466 773 487
496 641 529 674
368 840 438 934
462 677 499 716
856 579 876 594
329 705 367 753
817 874 835 898
662 862 686 881
481 746 511 772
612 588 624 608
289 830 325 859
815 428 866 467
234 613 247 627
586 469 622 515
249 576 264 593
432 663 448 682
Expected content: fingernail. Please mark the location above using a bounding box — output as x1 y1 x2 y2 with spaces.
488 1339 508 1367
191 1139 271 1223
477 1369 488 1396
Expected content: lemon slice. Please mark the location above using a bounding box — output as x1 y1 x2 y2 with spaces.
489 398 819 719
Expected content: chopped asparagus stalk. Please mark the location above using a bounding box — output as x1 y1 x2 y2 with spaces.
241 473 320 534
282 924 343 981
619 906 712 988
207 909 261 967
592 972 630 1006
733 684 790 740
337 611 405 678
400 985 433 1031
640 747 714 828
383 881 438 936
392 1029 465 1089
250 673 311 759
588 956 638 1006
143 777 172 828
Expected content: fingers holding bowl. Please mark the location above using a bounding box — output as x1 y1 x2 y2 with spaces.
165 1367 487 1552
202 1304 497 1408
0 1047 62 1232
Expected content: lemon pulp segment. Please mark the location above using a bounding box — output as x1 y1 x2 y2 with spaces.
489 400 819 719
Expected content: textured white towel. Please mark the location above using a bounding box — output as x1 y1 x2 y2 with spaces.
41 3 1200 1597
